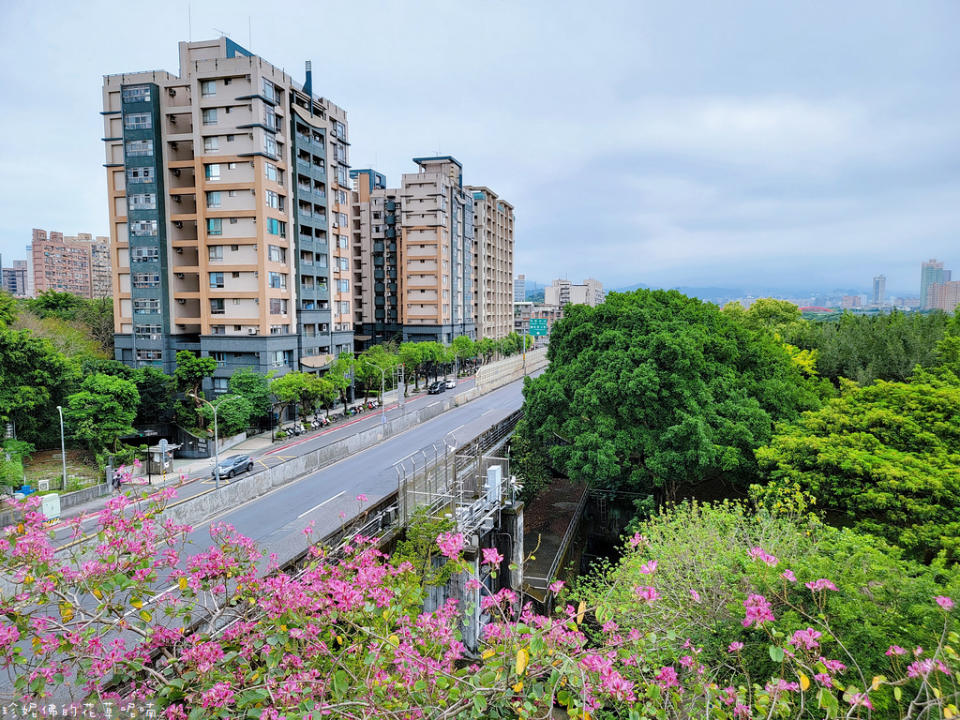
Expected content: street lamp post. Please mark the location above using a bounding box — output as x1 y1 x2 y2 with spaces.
189 392 222 490
56 405 67 490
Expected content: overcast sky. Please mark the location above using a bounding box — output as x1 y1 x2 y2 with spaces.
1 0 957 296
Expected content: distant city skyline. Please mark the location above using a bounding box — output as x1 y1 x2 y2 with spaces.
1 1 958 293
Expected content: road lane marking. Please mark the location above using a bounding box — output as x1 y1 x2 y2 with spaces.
297 491 345 519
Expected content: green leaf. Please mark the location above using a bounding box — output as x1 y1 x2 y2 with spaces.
768 645 785 663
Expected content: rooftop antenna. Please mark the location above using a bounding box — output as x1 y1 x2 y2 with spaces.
248 16 252 47
188 3 192 41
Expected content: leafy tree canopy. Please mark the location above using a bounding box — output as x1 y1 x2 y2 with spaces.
228 368 273 419
519 290 820 498
63 373 140 456
134 366 175 426
757 371 960 563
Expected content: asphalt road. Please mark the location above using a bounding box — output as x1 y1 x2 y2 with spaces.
48 376 477 544
178 374 528 564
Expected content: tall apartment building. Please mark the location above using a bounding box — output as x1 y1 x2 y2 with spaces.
350 168 402 349
921 259 951 310
545 277 604 308
872 274 886 306
28 228 111 298
1 261 29 297
467 186 514 340
399 157 475 343
927 281 960 313
514 274 526 303
102 38 352 385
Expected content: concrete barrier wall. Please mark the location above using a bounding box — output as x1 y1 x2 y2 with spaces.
475 348 548 394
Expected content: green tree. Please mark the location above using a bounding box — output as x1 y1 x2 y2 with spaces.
357 345 399 400
0 327 79 448
519 290 820 501
398 342 425 393
270 371 317 421
0 291 17 328
757 373 960 563
174 351 217 427
228 368 273 422
25 290 84 320
326 354 355 411
199 394 254 437
63 373 140 456
451 335 476 372
134 366 175 426
476 336 497 363
75 296 115 355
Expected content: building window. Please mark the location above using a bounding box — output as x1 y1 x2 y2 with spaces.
227 190 238 198
340 301 349 315
337 190 347 205
339 279 350 292
269 298 288 314
207 218 222 236
134 324 161 336
261 78 276 102
334 120 345 139
338 213 348 226
265 163 279 182
211 325 226 335
208 245 223 261
202 108 217 125
209 272 224 289
338 235 348 249
266 218 286 237
264 135 277 157
203 136 220 152
132 273 160 288
136 349 162 361
131 247 159 263
130 220 158 237
123 113 152 130
129 193 156 210
126 167 154 184
264 190 280 209
339 257 349 270
125 140 153 158
265 106 277 131
268 272 287 289
213 377 229 393
206 191 222 208
210 298 225 314
201 80 216 96
133 298 160 314
268 245 286 263
122 86 151 103
205 163 220 180
335 144 346 163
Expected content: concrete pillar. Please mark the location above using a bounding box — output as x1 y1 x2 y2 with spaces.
501 501 524 594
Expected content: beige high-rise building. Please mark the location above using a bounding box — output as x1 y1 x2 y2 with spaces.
29 228 111 298
466 186 514 340
102 38 352 384
927 281 960 312
398 157 475 343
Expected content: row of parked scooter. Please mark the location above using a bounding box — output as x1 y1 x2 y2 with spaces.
274 400 381 439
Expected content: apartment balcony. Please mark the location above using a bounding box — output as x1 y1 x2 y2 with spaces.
168 166 196 190
167 141 195 163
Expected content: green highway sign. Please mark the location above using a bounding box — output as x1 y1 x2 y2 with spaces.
529 318 549 336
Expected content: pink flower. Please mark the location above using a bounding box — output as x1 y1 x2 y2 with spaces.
200 682 235 708
655 666 679 689
436 531 464 559
885 645 906 656
727 641 744 653
689 589 701 603
814 673 833 686
820 657 846 673
628 532 646 549
679 655 695 668
0 624 20 648
481 547 504 566
789 627 822 651
356 493 368 503
847 693 873 710
747 546 778 566
935 595 955 611
549 580 565 594
733 703 751 719
466 578 482 591
639 560 658 575
765 679 800 694
634 585 659 604
781 569 796 583
742 594 775 628
805 578 838 592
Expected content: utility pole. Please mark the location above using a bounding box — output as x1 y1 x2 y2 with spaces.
56 406 67 490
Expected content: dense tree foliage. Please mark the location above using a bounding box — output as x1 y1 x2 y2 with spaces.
783 310 951 386
228 368 273 423
134 365 175 426
757 369 960 563
518 290 820 499
62 373 140 457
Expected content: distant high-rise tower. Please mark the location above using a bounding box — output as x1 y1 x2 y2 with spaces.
921 259 951 309
872 275 886 305
514 274 526 302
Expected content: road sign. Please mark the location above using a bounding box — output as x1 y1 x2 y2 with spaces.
529 318 549 337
